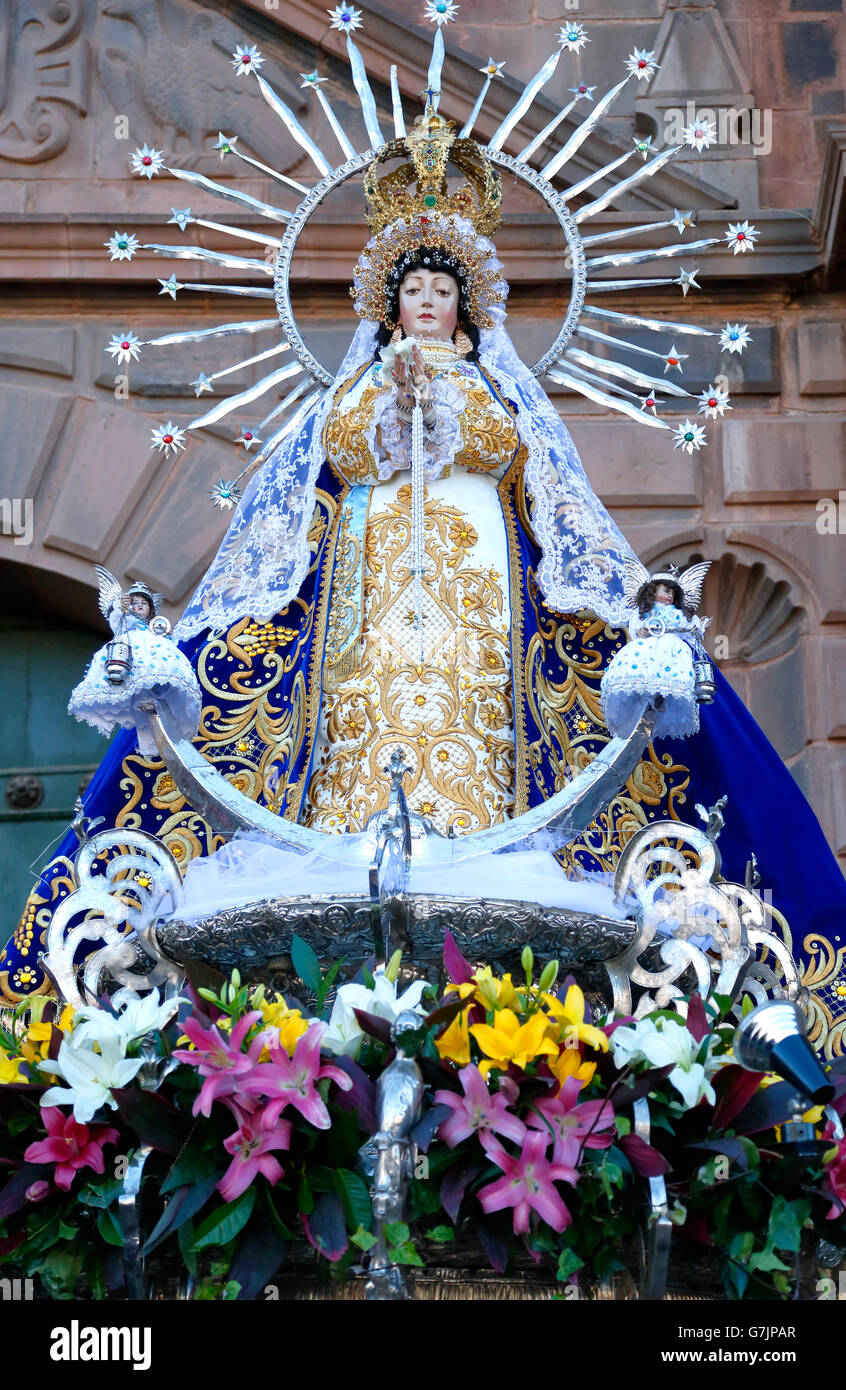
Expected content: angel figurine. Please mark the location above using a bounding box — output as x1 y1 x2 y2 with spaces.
600 559 712 740
68 566 202 757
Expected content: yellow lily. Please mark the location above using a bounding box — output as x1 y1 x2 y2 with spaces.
542 985 609 1054
471 967 521 1012
435 1008 472 1067
0 1049 27 1085
470 1008 557 1077
20 1021 53 1065
547 1046 597 1091
257 998 309 1058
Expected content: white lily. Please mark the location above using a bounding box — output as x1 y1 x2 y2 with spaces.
70 988 185 1053
611 1015 717 1110
40 1036 145 1124
322 970 428 1057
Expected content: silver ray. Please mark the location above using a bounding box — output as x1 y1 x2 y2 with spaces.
257 375 312 431
581 216 694 248
582 305 716 337
254 73 332 177
167 165 292 223
390 65 406 136
187 362 306 431
517 96 580 163
563 150 631 201
147 701 658 863
586 277 677 292
225 145 310 197
308 82 356 160
564 344 692 396
345 33 383 150
244 386 323 469
547 366 671 429
541 76 630 181
427 25 445 112
186 217 283 251
487 47 564 152
144 318 279 347
143 244 272 275
171 283 276 300
586 236 719 270
557 358 643 401
574 144 681 223
203 341 291 385
574 324 675 363
460 67 502 139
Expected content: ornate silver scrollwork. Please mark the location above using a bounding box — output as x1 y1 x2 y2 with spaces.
40 828 185 1007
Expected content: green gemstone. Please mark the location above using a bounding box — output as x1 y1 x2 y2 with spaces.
424 194 437 207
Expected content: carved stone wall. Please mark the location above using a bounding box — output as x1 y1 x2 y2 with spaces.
2 0 845 877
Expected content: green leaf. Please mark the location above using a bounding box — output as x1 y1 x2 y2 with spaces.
388 1239 423 1267
222 1280 241 1300
335 1168 371 1232
8 1112 37 1138
768 1195 807 1254
317 958 347 1014
351 1225 377 1251
38 1244 84 1300
178 1217 198 1278
556 1247 584 1281
78 1176 124 1209
298 1173 314 1218
161 1139 219 1195
97 1207 125 1249
424 1225 454 1243
728 1229 754 1262
614 1116 631 1139
362 966 376 991
291 934 323 996
86 1253 107 1301
384 1221 410 1245
192 1188 256 1252
747 1247 790 1274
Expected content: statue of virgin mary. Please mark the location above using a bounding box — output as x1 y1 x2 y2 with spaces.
4 25 845 1056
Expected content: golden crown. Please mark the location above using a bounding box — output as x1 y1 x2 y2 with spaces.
363 110 502 237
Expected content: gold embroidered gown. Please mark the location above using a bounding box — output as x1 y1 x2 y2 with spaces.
306 337 521 835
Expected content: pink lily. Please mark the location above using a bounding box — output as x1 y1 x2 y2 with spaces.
241 1021 352 1130
24 1108 119 1192
434 1066 527 1148
218 1109 293 1203
478 1131 577 1235
526 1075 615 1164
173 1010 267 1117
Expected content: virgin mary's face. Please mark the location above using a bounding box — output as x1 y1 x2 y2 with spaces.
398 268 460 340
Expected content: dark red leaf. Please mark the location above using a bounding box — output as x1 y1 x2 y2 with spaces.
352 1009 392 1045
424 994 469 1032
443 930 473 986
730 1079 802 1135
302 1191 348 1263
685 994 709 1044
229 1208 289 1300
0 1163 47 1219
476 1217 509 1273
710 1065 767 1132
440 1161 481 1223
619 1132 669 1176
111 1087 192 1155
331 1055 378 1134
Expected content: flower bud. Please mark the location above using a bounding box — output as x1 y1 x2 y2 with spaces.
384 949 403 984
26 1180 50 1204
521 945 534 981
538 959 559 993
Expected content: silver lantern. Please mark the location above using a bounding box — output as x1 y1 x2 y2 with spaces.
693 656 716 703
105 636 132 684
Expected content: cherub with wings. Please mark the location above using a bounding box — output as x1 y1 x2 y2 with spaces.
600 559 713 741
68 565 201 758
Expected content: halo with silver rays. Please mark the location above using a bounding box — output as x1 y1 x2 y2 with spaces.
103 4 758 508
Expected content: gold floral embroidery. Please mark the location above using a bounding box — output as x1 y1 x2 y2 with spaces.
453 384 520 472
323 382 386 485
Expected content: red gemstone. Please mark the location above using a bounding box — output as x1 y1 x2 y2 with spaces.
121 341 130 349
142 155 152 165
737 232 746 240
241 54 250 63
668 357 678 366
163 434 173 444
638 60 646 68
708 398 717 407
244 431 253 440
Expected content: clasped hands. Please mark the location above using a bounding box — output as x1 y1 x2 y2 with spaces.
391 341 433 416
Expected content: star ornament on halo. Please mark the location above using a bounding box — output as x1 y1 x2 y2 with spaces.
234 426 262 451
168 208 193 232
210 479 241 511
105 231 140 262
697 384 731 419
232 44 264 75
191 372 213 397
105 331 142 364
151 422 187 457
672 419 707 455
130 144 165 179
724 219 759 255
158 275 182 299
214 132 239 160
480 58 506 80
720 322 752 354
558 23 590 52
569 83 596 102
625 48 660 81
639 393 660 417
424 0 459 24
327 4 363 32
300 70 327 88
632 134 653 161
670 208 695 235
674 266 701 298
663 344 688 374
683 115 718 153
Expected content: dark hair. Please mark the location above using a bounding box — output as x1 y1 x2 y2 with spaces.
637 578 694 619
374 248 480 359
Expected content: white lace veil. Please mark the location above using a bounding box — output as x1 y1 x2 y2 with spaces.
174 301 636 643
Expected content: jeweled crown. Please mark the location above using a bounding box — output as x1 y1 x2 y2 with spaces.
363 110 502 238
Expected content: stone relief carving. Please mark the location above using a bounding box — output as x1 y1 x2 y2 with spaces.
98 0 312 174
0 0 89 164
